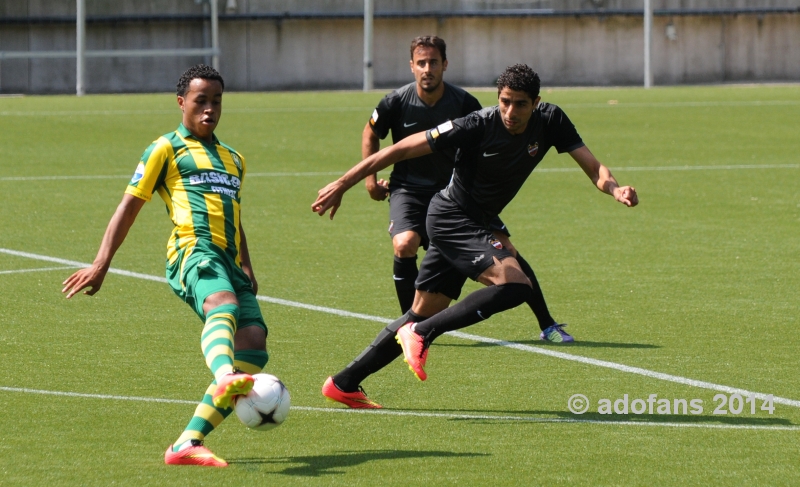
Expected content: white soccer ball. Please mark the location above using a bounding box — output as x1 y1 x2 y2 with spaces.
234 373 291 431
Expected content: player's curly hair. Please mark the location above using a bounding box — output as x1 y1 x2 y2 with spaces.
410 35 447 62
176 64 225 96
496 64 541 101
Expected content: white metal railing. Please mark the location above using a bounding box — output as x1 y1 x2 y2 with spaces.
0 0 219 96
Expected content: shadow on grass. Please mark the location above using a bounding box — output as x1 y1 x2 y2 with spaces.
436 339 660 349
228 449 487 476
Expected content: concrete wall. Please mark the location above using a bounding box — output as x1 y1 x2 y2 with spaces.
1 0 799 93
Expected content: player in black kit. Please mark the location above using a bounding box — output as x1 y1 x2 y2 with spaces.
364 37 565 337
313 64 638 405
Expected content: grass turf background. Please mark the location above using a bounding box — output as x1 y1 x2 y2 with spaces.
0 85 798 485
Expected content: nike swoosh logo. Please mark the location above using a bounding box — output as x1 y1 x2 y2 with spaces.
404 122 418 127
392 275 404 281
483 152 499 157
477 310 486 320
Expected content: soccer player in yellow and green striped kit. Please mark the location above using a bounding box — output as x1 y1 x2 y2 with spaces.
62 64 267 467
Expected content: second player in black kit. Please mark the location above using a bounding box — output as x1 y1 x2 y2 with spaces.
313 64 638 405
365 36 563 339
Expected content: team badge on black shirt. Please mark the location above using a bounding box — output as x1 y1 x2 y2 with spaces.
527 142 539 157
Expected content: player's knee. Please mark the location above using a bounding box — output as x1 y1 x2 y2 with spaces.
203 291 239 314
234 324 267 352
392 232 421 257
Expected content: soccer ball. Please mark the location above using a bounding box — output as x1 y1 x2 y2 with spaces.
234 373 291 431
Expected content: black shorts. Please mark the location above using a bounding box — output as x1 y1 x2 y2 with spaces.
388 190 509 250
388 190 436 249
415 193 514 300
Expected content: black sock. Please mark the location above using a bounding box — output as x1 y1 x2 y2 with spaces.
333 310 428 392
393 256 419 314
412 283 533 342
516 253 556 331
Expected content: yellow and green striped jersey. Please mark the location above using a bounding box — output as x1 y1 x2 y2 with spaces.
126 124 246 267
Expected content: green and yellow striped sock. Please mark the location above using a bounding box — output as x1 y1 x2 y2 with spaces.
173 348 269 449
201 304 239 381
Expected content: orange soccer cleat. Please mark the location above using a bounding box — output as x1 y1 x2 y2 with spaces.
321 376 382 409
395 323 429 381
212 371 254 409
164 440 228 467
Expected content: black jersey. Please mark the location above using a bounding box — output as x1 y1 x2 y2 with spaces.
425 102 584 225
369 81 482 194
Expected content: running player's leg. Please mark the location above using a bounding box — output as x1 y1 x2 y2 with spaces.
392 231 422 313
488 216 558 332
396 199 534 379
169 270 267 451
389 191 434 313
324 289 450 407
491 230 557 332
325 248 461 405
165 249 260 465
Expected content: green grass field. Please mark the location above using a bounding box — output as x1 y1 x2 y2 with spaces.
1 84 798 485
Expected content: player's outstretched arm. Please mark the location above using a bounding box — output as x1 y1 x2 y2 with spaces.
62 194 146 298
570 145 638 207
362 123 389 201
312 131 432 219
239 223 258 295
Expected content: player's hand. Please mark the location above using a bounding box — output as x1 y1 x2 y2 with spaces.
62 264 108 299
614 186 638 207
312 181 345 220
365 178 389 201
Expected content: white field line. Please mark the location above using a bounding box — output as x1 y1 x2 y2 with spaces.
2 247 799 409
1 163 797 182
2 100 799 118
0 266 79 275
1 386 796 431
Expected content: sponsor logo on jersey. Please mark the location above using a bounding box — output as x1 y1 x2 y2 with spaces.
403 122 418 128
370 109 379 125
211 186 238 198
130 162 145 184
489 239 503 250
472 254 485 264
188 171 241 189
388 220 394 234
231 152 242 170
483 152 499 157
527 142 539 157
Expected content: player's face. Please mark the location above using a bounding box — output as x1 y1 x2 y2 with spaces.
177 78 223 142
498 87 541 135
410 46 447 93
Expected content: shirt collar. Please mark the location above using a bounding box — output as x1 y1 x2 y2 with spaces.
177 123 219 145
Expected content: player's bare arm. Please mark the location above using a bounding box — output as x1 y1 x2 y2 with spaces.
312 130 432 219
239 223 258 295
62 193 146 298
569 145 638 207
362 123 389 201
